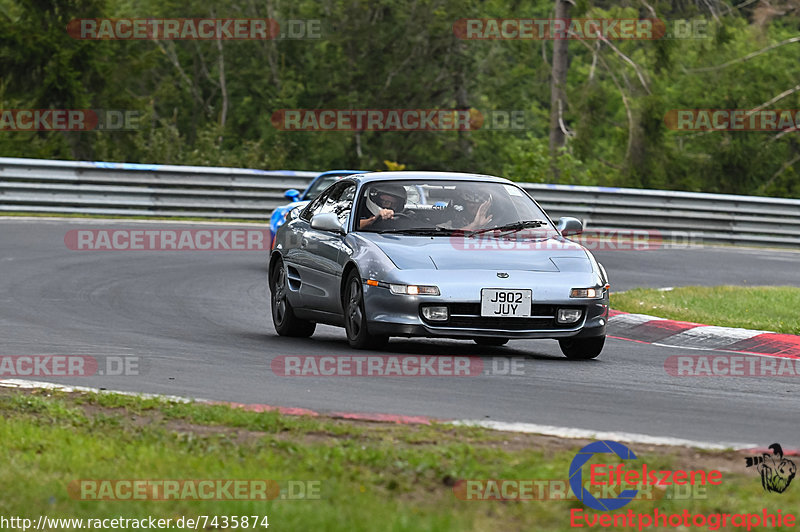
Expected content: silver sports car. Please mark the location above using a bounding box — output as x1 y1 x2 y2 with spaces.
269 172 610 359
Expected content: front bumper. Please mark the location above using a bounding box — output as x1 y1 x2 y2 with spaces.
363 275 608 340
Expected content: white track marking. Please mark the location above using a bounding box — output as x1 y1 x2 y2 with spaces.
0 216 266 227
0 378 758 450
449 420 757 450
656 326 767 349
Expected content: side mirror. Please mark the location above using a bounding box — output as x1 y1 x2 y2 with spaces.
557 217 583 236
284 189 301 202
310 212 345 234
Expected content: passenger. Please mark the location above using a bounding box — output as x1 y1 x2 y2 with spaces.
441 189 493 231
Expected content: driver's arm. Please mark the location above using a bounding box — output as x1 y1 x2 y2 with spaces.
359 216 378 229
359 208 394 228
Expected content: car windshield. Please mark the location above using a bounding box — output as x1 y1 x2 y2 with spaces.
356 179 559 237
305 174 346 200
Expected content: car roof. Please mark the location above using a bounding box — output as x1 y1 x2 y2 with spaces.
315 170 364 178
346 171 514 185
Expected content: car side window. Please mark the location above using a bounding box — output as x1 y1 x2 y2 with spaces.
302 182 356 225
300 187 333 222
326 184 356 225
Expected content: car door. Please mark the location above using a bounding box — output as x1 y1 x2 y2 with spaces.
281 186 332 309
295 181 356 315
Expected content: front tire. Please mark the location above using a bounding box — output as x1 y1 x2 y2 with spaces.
343 271 388 349
270 259 316 337
559 336 605 360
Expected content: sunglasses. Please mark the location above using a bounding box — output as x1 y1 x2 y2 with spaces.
377 195 403 208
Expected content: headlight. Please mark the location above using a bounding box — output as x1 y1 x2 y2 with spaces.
365 280 440 295
389 284 440 296
570 286 607 299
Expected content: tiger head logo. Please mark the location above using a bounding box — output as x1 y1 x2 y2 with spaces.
745 443 796 494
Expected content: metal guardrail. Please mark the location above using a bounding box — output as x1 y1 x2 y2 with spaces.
0 157 319 220
522 183 800 247
1 157 799 247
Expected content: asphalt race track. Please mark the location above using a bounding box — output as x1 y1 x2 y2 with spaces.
2 218 799 446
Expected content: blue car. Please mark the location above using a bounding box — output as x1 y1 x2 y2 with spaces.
268 170 364 246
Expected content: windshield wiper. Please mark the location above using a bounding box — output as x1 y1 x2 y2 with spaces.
376 227 457 235
469 220 548 236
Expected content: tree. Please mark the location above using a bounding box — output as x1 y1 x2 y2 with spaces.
548 0 570 171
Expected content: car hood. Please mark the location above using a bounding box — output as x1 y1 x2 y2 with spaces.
356 233 589 271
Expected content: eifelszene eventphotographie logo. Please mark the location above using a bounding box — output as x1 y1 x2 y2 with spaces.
569 440 722 511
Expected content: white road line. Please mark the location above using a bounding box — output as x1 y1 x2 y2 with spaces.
0 378 758 450
0 378 200 403
0 216 266 227
449 420 757 450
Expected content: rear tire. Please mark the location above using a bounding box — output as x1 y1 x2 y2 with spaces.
343 271 389 349
473 337 509 347
270 259 316 338
559 336 605 360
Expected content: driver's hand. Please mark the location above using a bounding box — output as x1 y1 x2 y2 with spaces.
379 208 395 220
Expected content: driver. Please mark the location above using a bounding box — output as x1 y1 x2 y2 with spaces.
359 184 407 229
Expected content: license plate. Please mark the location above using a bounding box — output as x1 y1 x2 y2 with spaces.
480 289 532 317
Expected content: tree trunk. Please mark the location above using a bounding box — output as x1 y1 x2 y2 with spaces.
454 42 473 160
549 0 570 175
216 36 228 142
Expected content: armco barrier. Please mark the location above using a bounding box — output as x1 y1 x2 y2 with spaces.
521 183 800 247
0 157 319 220
1 157 798 247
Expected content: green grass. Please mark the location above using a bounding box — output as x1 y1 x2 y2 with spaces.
612 286 800 334
0 388 793 531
